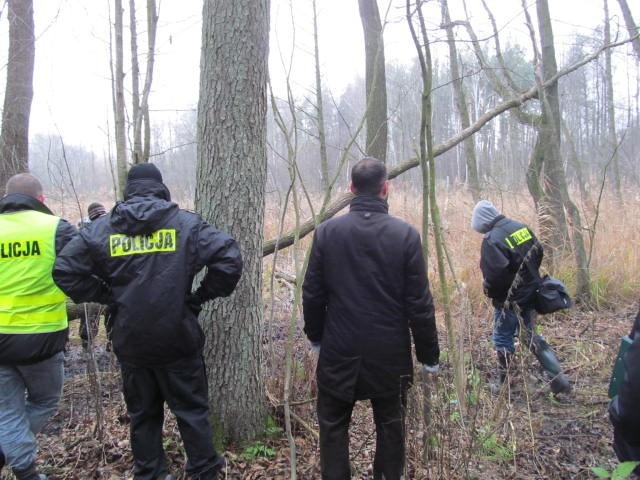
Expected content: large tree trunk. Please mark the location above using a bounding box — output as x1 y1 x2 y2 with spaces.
0 0 34 188
535 0 591 300
358 0 388 162
197 0 269 444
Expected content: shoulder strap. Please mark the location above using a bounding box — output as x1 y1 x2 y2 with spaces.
504 237 542 307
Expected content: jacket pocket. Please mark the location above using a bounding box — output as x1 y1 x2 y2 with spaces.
317 350 361 402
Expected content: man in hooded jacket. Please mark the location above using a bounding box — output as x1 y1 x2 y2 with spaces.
303 157 440 480
471 199 570 394
0 173 76 480
53 163 243 480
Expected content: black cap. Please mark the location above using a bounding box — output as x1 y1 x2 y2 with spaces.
127 163 163 183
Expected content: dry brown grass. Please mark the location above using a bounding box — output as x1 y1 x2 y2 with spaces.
18 185 639 479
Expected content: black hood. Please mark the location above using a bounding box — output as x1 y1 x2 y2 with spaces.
0 193 53 215
111 180 178 235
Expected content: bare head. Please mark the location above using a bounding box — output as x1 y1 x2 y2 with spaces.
5 173 45 203
349 157 388 198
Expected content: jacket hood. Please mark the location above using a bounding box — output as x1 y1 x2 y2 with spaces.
111 181 178 235
471 200 500 233
0 193 53 215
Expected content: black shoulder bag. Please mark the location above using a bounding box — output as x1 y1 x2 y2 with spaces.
505 239 572 315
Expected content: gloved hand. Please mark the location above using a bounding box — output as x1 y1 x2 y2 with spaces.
310 342 321 353
422 363 439 374
186 293 205 315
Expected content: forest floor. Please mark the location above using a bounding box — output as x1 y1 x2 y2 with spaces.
0 304 636 480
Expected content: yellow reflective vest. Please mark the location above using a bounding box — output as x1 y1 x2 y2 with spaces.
0 210 68 334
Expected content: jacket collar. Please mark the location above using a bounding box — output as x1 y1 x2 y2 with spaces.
349 194 389 214
488 214 506 231
0 193 53 215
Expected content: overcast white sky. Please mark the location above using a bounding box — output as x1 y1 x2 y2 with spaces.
0 0 633 152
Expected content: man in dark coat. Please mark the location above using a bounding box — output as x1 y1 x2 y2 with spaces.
302 157 440 480
471 200 570 394
0 173 76 480
609 307 640 473
53 163 243 480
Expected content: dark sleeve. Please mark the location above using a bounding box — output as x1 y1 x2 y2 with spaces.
302 232 327 343
405 230 440 366
193 222 243 300
610 336 640 445
479 237 512 299
631 305 640 339
55 218 77 254
53 233 111 305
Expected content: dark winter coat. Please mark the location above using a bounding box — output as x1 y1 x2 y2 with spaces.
0 194 76 365
610 314 640 467
52 180 243 366
479 216 542 309
302 195 440 402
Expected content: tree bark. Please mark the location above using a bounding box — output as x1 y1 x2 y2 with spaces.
616 0 640 60
129 0 141 164
312 0 330 193
535 0 591 300
112 0 128 199
1 0 34 188
441 0 480 201
197 0 269 444
358 0 388 162
603 0 621 197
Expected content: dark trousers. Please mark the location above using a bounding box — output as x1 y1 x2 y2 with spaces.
317 388 407 480
120 354 224 480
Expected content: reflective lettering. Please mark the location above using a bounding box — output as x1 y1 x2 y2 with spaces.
505 227 532 248
110 229 177 257
0 240 42 259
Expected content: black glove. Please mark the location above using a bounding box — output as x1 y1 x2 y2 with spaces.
186 292 205 316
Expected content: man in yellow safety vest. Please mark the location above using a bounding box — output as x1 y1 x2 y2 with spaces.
0 173 76 480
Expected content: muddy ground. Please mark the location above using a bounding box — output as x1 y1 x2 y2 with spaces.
0 305 635 480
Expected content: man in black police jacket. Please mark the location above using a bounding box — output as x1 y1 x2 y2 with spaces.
302 157 440 480
471 200 570 394
53 163 242 480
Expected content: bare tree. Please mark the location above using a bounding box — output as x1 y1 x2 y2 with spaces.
312 0 330 192
617 0 640 60
358 0 388 162
441 0 480 201
111 0 127 198
0 0 34 188
197 0 269 443
130 0 157 164
262 33 635 255
603 0 621 197
529 0 591 300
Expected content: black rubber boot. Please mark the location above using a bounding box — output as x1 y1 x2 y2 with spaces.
532 340 571 395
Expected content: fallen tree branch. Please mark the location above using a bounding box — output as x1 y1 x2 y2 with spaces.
262 34 638 257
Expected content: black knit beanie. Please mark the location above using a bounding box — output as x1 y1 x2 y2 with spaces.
127 163 163 183
87 202 107 221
